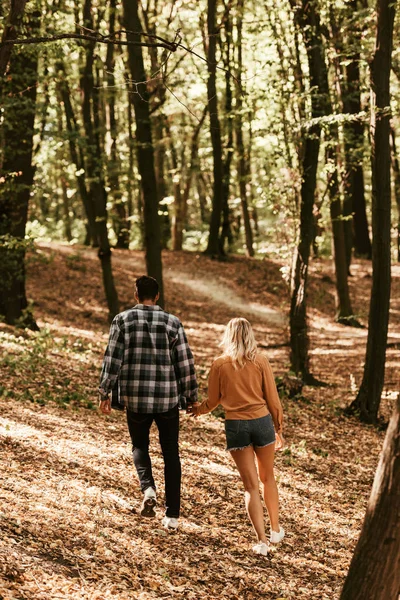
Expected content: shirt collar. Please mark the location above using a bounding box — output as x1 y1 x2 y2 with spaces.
134 304 162 310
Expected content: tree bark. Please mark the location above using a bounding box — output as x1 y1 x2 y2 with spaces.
347 0 395 423
0 8 39 329
236 0 254 257
123 0 164 306
56 62 97 246
0 0 27 76
80 0 119 321
340 394 400 600
205 0 224 258
289 0 323 380
341 0 372 263
105 0 129 249
390 128 400 262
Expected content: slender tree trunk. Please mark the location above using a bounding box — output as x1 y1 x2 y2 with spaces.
342 0 372 263
340 394 400 600
80 0 119 321
0 9 39 329
347 0 395 423
56 102 72 242
0 0 27 76
105 0 129 249
154 114 171 249
205 0 224 258
56 62 97 246
167 119 185 252
123 0 164 306
236 0 254 257
390 128 400 262
219 10 234 255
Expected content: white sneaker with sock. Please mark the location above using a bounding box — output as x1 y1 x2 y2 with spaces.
270 526 285 544
140 487 157 517
162 516 179 530
252 541 269 556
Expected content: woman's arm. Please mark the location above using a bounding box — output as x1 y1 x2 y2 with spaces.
192 362 221 416
261 357 283 433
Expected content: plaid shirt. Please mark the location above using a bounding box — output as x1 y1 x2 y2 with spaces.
99 304 198 413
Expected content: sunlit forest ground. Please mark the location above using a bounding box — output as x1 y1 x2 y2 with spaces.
1 244 399 600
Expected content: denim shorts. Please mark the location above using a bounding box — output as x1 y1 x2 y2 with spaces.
224 414 276 451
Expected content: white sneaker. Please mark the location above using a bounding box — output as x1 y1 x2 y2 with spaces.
140 487 157 517
252 541 269 556
270 526 285 544
162 516 179 530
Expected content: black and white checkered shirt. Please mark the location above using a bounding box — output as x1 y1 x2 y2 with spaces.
99 304 198 413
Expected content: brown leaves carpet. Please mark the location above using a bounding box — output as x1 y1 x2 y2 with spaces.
0 244 399 600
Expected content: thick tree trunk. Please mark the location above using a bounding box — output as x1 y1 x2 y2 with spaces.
205 0 224 258
236 0 254 258
340 394 400 600
289 0 322 380
80 0 119 321
123 0 164 306
390 128 400 262
0 9 39 329
347 0 395 423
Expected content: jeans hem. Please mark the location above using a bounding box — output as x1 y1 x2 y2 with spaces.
227 443 253 452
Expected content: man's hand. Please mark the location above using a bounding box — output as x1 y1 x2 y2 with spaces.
99 398 111 415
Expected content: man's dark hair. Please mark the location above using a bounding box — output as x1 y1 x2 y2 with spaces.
135 276 159 302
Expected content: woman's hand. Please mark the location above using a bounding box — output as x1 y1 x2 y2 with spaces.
275 432 285 451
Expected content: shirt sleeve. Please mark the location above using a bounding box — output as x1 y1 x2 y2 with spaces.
197 362 221 415
99 316 125 398
261 357 283 433
172 323 198 403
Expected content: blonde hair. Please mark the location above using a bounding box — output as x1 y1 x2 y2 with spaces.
221 318 257 369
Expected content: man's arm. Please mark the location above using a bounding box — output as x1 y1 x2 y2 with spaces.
173 323 198 404
99 316 125 408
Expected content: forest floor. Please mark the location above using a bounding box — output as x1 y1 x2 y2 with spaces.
1 243 399 600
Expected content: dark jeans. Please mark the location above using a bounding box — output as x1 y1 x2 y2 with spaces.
126 404 181 518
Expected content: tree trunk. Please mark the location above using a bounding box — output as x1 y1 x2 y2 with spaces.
56 62 97 246
236 0 254 257
341 0 372 263
105 0 129 249
390 128 400 262
0 8 39 329
205 0 224 258
0 0 27 76
123 0 164 306
289 0 323 381
347 0 395 423
154 114 171 249
340 394 400 600
80 0 119 321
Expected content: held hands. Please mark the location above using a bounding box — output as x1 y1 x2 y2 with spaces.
187 402 201 417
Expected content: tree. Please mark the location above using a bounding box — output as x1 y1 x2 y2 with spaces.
123 0 164 306
0 6 39 329
340 394 400 600
205 0 224 258
347 0 395 423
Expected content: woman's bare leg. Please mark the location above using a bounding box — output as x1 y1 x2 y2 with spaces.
230 446 267 543
255 443 280 532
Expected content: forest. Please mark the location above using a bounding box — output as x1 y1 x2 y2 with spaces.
0 0 399 598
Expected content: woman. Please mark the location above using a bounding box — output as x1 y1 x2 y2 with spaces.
192 318 284 556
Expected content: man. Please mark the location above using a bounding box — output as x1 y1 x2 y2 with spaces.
99 276 198 529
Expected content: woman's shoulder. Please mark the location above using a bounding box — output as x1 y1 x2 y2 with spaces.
211 355 232 369
254 352 271 368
